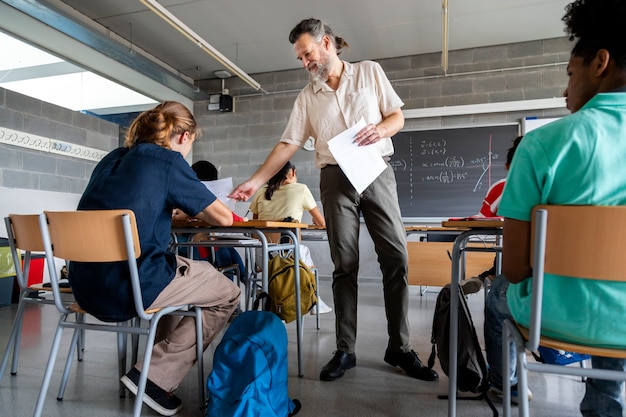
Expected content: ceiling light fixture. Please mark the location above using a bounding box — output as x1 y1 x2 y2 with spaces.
138 0 267 93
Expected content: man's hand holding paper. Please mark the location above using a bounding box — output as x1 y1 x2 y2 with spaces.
327 119 388 194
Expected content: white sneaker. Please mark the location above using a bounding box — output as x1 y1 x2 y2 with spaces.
311 297 332 315
460 276 484 295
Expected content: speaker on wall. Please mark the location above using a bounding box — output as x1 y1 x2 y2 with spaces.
219 94 233 112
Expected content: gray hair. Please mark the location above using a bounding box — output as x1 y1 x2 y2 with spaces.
288 18 349 55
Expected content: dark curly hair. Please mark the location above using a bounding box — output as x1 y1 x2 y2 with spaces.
191 160 218 181
562 0 626 68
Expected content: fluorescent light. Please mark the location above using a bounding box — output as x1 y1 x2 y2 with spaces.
139 0 266 93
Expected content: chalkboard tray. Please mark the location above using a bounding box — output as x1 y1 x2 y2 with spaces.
390 124 520 219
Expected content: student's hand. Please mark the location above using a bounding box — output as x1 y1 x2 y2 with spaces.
172 209 190 221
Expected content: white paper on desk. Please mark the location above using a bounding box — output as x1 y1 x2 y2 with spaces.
201 178 236 211
327 119 387 194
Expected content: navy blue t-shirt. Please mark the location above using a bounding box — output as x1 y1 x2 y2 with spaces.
70 143 216 321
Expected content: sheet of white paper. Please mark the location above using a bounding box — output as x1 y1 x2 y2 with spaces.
327 119 387 194
202 178 236 210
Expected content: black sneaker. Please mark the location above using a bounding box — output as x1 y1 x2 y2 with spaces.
120 367 182 416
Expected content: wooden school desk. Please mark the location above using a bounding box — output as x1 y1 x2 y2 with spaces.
441 219 503 417
171 218 310 376
405 225 495 292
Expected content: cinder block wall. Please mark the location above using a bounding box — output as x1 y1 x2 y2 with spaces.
193 37 572 202
0 88 119 193
192 37 573 280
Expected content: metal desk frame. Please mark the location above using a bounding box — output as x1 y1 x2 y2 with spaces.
443 221 503 417
171 221 308 376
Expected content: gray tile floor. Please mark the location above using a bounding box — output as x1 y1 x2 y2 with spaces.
0 281 589 417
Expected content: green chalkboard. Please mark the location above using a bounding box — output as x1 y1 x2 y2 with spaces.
390 124 520 218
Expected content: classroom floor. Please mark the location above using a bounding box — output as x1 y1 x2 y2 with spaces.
0 280 590 417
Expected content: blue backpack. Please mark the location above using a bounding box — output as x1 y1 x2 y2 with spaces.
206 311 301 417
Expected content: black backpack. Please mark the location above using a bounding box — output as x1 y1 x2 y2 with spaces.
427 284 497 416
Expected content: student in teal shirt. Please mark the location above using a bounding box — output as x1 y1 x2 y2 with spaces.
485 0 626 414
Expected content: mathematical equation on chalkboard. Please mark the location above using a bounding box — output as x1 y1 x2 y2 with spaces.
392 139 501 192
0 126 107 162
390 124 519 218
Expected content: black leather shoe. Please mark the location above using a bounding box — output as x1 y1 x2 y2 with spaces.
384 349 439 381
319 351 356 381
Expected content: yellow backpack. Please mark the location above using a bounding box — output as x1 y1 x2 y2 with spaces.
265 254 317 323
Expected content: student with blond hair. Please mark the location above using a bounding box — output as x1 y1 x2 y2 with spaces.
71 101 241 416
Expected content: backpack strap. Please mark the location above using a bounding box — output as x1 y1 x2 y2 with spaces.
288 399 302 416
427 338 437 369
253 292 271 312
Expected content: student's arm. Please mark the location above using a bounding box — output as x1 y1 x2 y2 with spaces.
309 207 326 227
502 217 532 283
194 199 234 226
230 142 299 201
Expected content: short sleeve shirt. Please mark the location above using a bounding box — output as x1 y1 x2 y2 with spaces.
478 178 506 217
70 143 216 321
499 92 626 348
280 60 404 168
249 183 316 222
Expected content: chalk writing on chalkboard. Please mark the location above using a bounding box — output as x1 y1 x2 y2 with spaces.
390 124 519 218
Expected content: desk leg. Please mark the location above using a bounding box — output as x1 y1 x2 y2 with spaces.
447 229 502 417
283 230 304 377
448 231 472 417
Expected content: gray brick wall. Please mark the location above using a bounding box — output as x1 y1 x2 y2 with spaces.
193 36 573 200
1 36 574 199
0 87 119 194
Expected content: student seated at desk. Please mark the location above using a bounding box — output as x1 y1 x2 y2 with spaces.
249 161 331 314
486 0 626 411
71 101 241 416
189 160 248 284
459 135 522 295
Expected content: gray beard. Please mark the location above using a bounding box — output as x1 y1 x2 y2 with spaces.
308 63 329 83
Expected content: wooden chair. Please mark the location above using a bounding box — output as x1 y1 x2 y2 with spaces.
502 205 626 417
0 215 82 383
33 210 205 417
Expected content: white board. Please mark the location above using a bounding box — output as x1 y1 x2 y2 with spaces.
521 117 561 133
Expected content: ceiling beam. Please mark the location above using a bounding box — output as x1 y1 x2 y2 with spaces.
0 0 205 110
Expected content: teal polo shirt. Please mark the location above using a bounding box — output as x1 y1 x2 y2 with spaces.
499 92 626 348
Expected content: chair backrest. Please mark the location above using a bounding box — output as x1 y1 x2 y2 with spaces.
528 204 626 350
42 210 141 262
531 205 626 281
5 214 44 290
39 210 145 317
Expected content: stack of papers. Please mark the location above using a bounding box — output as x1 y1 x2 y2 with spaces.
201 178 236 211
327 119 387 194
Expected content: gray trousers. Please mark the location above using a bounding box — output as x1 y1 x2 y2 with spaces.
320 164 411 354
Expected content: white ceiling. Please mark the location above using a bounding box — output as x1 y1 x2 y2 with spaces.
57 0 572 77
0 0 572 114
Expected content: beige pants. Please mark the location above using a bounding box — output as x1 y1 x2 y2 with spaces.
136 255 240 392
